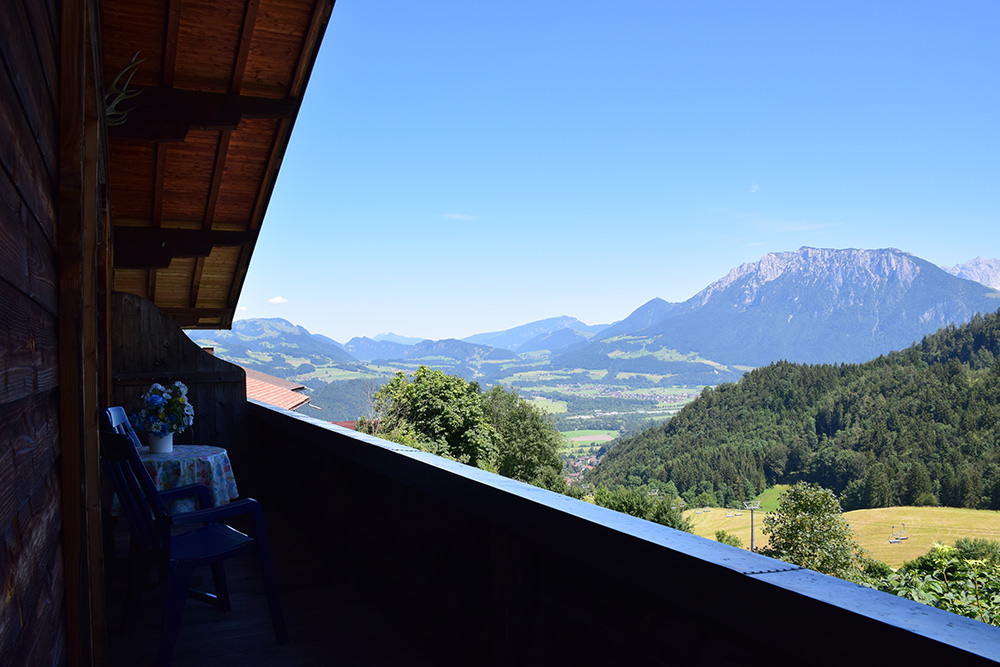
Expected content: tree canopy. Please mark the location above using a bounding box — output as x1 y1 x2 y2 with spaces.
357 366 563 489
759 482 867 581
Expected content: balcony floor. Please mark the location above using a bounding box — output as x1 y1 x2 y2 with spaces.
105 508 432 666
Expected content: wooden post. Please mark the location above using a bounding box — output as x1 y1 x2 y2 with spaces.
58 0 106 663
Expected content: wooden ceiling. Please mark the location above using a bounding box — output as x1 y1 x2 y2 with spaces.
101 0 334 328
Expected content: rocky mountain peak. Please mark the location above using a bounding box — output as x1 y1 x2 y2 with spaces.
691 247 921 306
943 257 1000 290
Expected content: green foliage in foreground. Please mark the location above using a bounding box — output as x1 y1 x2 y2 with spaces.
357 366 562 490
759 483 869 582
715 530 743 548
588 309 1000 511
748 483 1000 626
872 543 1000 626
592 485 693 532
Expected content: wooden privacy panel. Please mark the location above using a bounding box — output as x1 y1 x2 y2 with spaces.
110 292 250 483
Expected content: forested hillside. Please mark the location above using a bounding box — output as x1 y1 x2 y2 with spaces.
587 310 1000 511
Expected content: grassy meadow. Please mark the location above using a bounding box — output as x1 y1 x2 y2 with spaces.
684 501 1000 569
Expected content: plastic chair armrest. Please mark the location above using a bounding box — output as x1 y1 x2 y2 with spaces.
159 483 213 509
169 498 262 527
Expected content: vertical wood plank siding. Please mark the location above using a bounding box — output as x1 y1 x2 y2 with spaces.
0 0 67 664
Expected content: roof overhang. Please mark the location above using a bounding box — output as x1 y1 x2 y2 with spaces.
101 0 335 328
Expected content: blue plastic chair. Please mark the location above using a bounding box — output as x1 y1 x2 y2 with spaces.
101 408 287 666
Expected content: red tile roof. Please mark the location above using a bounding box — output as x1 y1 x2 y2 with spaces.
244 368 306 391
244 371 310 411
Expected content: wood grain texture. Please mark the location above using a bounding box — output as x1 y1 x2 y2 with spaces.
0 278 60 406
0 57 57 231
0 1 66 663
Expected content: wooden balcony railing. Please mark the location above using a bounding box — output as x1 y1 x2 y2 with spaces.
246 401 1000 666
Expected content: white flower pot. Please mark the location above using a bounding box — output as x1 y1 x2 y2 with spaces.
149 432 174 453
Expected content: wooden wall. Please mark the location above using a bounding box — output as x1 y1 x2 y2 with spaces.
110 292 250 489
0 0 67 664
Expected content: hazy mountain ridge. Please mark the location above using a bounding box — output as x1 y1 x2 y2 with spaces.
373 332 427 345
462 316 606 351
594 297 677 340
190 318 359 378
345 336 413 361
944 257 1000 290
401 338 518 362
515 327 592 354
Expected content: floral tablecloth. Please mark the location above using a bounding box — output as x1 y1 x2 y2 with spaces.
112 445 239 515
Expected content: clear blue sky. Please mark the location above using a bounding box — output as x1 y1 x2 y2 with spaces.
236 1 999 343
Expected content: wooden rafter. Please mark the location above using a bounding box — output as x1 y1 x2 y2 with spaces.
104 0 337 328
231 0 260 93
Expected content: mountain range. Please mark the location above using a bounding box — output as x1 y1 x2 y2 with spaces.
190 248 1000 385
598 247 1000 366
195 318 356 374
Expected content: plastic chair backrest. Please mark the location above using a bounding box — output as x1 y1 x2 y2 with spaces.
102 407 171 552
105 406 143 448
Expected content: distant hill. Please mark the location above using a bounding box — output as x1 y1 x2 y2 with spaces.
313 333 345 349
373 332 426 345
397 338 518 363
345 336 413 361
515 327 592 354
370 338 520 382
594 297 677 340
463 316 605 351
943 257 1000 290
588 308 1000 511
576 247 1000 367
189 318 359 378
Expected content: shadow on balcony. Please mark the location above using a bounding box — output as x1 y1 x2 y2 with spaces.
105 502 433 666
105 400 1000 666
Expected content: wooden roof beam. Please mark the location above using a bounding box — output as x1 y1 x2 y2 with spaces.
108 87 297 142
112 226 252 268
158 306 235 329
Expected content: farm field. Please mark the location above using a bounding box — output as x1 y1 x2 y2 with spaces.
298 367 380 382
846 506 1000 568
528 396 567 413
684 507 772 552
684 503 1000 569
560 429 617 457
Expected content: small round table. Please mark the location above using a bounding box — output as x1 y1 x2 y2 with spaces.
138 444 240 514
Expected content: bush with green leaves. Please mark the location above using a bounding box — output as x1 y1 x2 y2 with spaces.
715 530 743 548
872 543 1000 626
592 485 692 532
954 537 1000 564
